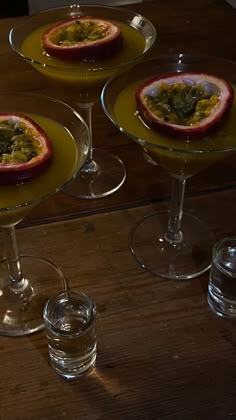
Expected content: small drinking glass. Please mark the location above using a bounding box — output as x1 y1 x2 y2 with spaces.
43 290 97 379
208 237 236 318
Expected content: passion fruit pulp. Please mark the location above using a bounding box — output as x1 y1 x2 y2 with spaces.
0 113 52 185
42 17 122 61
135 72 234 137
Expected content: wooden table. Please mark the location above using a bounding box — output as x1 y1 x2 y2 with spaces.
1 1 236 419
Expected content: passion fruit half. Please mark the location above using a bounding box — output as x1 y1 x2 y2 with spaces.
0 113 52 185
42 17 122 61
135 72 234 137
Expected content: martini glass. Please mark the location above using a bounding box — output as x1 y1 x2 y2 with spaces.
0 92 89 336
102 54 236 280
9 4 156 199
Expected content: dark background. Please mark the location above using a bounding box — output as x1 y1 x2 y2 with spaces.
1 0 29 18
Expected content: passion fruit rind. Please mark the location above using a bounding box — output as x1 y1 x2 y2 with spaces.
135 72 234 137
0 113 52 185
42 17 122 61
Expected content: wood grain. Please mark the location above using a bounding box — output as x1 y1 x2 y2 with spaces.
1 188 236 419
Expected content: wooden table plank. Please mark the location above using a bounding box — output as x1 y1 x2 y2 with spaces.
1 187 236 419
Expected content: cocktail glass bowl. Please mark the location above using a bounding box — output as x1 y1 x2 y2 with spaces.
102 54 236 279
9 5 156 199
0 92 89 336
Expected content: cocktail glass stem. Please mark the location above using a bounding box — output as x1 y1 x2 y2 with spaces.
2 225 29 293
0 223 67 336
0 222 68 336
130 172 213 279
77 102 97 173
62 102 126 199
165 177 186 243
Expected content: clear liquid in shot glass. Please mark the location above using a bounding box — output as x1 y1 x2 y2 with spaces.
44 291 97 379
208 239 236 318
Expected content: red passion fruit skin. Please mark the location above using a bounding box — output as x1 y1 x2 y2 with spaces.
0 113 52 185
42 17 122 61
135 72 234 138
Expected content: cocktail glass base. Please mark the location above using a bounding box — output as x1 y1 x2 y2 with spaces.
0 255 67 336
62 148 126 199
130 211 214 280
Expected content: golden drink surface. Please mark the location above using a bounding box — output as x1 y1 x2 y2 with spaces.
0 114 78 210
22 22 146 102
114 80 236 177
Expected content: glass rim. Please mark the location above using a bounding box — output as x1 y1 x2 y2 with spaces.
9 4 157 73
0 91 89 213
212 237 236 275
43 290 96 338
213 236 236 252
101 53 236 155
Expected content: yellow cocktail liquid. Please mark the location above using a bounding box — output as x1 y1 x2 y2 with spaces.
0 114 79 225
22 22 146 102
114 80 236 178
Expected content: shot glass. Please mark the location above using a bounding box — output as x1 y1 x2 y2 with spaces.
208 237 236 319
43 290 97 379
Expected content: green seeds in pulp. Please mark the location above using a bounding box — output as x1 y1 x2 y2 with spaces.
52 20 108 46
144 82 219 126
0 119 41 164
